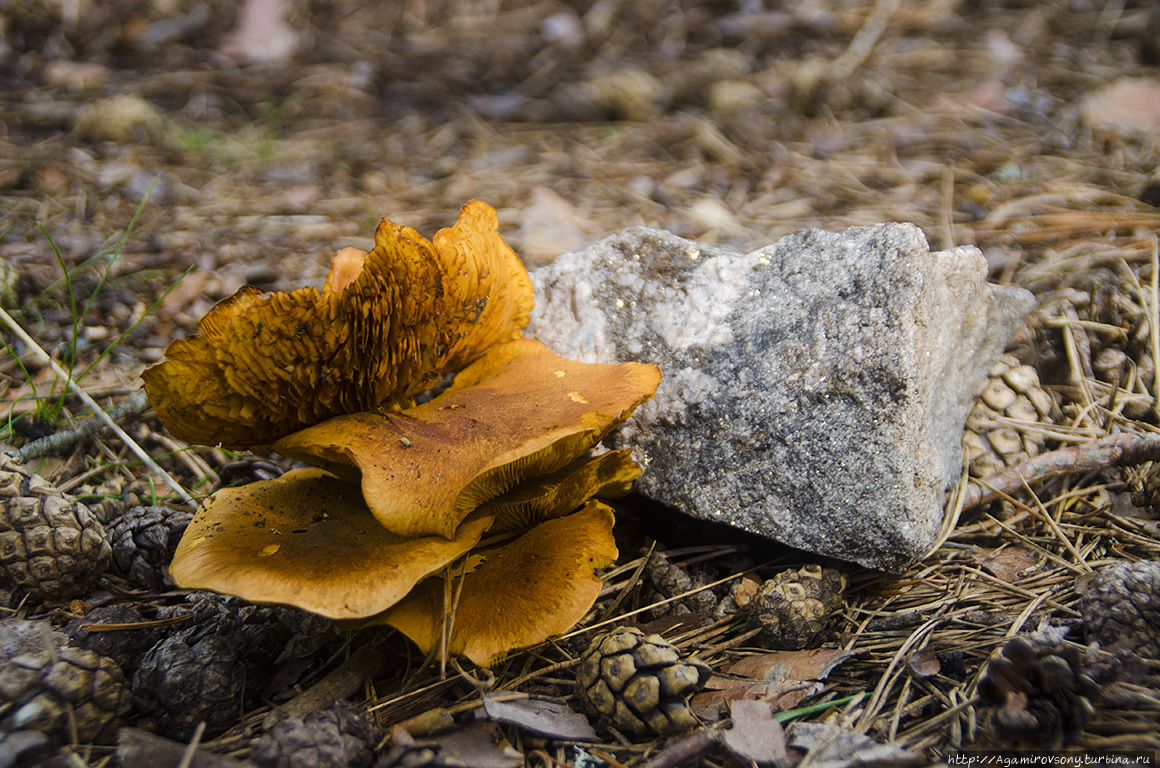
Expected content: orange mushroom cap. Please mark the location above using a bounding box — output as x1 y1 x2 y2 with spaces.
168 468 493 619
274 338 662 539
143 201 533 449
377 500 619 667
480 449 640 534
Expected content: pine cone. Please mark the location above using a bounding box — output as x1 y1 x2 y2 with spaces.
747 564 846 650
0 617 66 661
63 605 164 675
253 701 379 768
132 632 244 739
155 593 339 700
963 355 1058 478
0 729 56 767
0 457 111 601
1077 560 1160 659
0 645 131 744
644 551 718 617
130 595 329 740
575 627 712 737
108 505 191 591
977 636 1097 750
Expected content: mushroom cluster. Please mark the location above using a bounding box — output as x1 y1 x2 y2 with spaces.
144 201 661 667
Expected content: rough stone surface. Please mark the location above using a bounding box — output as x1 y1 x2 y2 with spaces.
528 224 1034 572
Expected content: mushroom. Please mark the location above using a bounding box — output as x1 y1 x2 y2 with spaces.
480 448 639 533
143 201 533 449
148 202 661 664
377 501 618 667
168 468 494 620
274 338 661 539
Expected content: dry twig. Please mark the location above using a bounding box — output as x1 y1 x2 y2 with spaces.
15 389 150 462
963 433 1160 509
0 308 194 505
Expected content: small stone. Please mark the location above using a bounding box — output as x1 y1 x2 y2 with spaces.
707 80 764 113
581 69 667 121
528 225 1033 571
73 94 168 144
1092 347 1128 378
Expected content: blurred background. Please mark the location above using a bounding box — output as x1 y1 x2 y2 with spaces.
1 0 1158 364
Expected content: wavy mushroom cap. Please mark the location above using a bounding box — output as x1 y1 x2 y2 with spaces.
378 501 619 667
274 338 662 539
168 468 493 620
143 201 533 449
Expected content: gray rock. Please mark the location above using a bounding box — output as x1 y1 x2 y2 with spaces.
527 224 1034 572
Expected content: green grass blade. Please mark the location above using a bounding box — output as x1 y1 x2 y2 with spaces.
37 223 78 423
772 692 867 723
77 263 195 383
79 178 156 325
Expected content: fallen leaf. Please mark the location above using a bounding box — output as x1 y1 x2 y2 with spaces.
722 700 787 765
275 339 660 539
720 648 862 683
693 648 862 720
377 501 618 667
970 544 1038 582
478 695 598 741
168 468 493 620
906 648 941 678
393 708 456 738
388 722 522 768
786 722 925 768
144 201 533 449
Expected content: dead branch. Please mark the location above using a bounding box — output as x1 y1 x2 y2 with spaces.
963 433 1160 509
15 390 150 462
277 639 391 720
